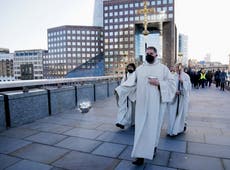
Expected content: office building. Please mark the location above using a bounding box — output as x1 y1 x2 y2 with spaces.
14 49 47 80
103 0 175 75
44 25 103 78
0 49 14 81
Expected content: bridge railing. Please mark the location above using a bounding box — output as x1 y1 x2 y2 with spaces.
0 76 122 131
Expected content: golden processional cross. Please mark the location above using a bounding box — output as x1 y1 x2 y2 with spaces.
137 0 155 35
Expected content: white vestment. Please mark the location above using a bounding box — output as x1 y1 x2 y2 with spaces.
131 60 176 159
115 72 136 127
167 71 191 136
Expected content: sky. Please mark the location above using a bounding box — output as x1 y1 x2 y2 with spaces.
0 0 230 64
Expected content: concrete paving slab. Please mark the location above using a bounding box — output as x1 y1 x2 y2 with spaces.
52 151 119 170
0 136 31 154
158 138 186 153
5 160 52 170
115 160 144 170
118 146 170 167
11 143 69 164
25 132 67 145
188 142 230 159
0 128 39 139
63 127 103 139
0 154 20 169
169 152 223 170
223 159 230 170
24 122 73 134
144 164 176 170
92 142 126 158
205 134 230 146
55 136 101 153
97 131 134 145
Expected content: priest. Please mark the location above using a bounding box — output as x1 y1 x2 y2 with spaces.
167 63 191 136
131 46 176 165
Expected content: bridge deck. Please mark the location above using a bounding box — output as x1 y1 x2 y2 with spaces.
0 86 230 170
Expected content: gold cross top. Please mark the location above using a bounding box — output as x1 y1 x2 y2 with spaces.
137 0 155 35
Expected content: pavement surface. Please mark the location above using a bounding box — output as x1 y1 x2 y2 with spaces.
0 85 230 170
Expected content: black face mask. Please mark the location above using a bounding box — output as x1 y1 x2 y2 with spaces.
146 54 155 64
127 69 134 73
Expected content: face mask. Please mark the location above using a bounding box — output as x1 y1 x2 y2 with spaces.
146 54 155 64
127 69 134 73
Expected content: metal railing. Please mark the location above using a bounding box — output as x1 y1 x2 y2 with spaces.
0 75 122 92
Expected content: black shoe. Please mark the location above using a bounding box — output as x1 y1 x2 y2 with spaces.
116 123 124 129
153 147 157 158
132 158 144 165
184 123 187 132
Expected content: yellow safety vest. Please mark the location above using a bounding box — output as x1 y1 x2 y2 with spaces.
200 73 206 80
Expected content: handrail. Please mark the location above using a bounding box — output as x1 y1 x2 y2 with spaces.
0 75 122 90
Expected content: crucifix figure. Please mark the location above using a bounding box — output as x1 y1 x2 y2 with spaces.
137 0 155 36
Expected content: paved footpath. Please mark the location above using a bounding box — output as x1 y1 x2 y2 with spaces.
0 86 230 170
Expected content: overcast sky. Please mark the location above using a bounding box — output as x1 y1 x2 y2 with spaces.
0 0 229 64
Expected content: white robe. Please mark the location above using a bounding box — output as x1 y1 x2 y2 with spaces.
167 71 191 136
131 60 176 159
115 72 136 127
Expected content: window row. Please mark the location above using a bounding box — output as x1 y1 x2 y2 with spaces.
48 36 103 42
48 30 102 37
104 14 173 30
104 0 173 11
104 6 173 18
48 42 102 48
104 43 134 50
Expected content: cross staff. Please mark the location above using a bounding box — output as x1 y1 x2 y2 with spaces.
137 0 155 35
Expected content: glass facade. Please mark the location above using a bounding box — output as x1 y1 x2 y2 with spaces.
44 26 103 78
103 0 174 75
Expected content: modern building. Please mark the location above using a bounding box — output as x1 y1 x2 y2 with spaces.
44 25 103 78
14 49 47 80
0 48 10 54
65 53 104 78
178 33 188 66
0 49 14 82
93 0 105 27
102 0 176 75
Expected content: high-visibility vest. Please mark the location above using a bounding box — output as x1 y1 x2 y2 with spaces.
200 73 206 80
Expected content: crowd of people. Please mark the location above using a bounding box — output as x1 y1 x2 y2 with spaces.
185 68 228 91
114 46 192 165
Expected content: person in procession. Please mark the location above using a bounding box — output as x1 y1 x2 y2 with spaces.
115 63 136 129
131 46 176 165
167 63 191 136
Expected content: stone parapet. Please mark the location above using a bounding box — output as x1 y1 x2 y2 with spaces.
48 86 76 115
0 95 5 131
1 90 49 127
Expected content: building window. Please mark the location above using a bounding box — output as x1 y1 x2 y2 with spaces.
169 0 173 4
157 7 161 12
169 6 173 11
157 0 161 5
168 13 173 18
163 0 167 4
